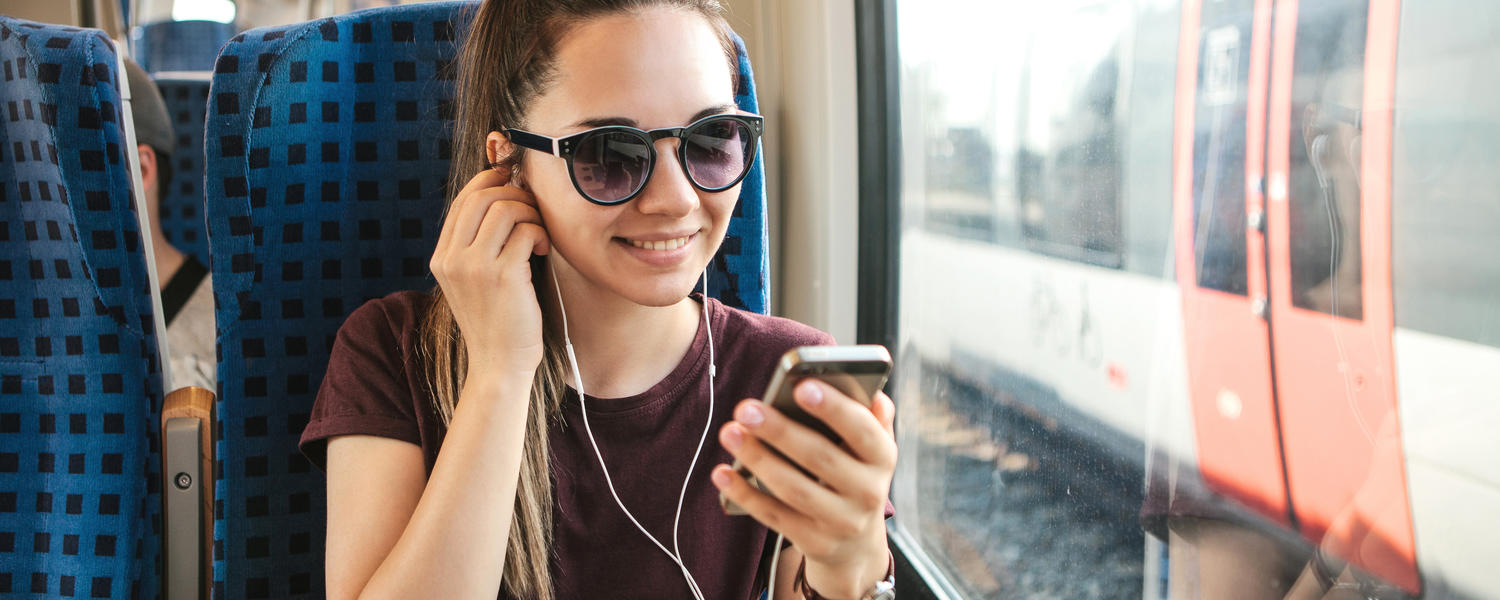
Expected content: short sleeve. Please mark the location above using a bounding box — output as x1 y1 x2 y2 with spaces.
298 297 423 471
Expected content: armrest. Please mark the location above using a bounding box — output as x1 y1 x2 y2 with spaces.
162 385 216 600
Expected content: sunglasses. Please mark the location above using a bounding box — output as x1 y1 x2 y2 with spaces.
502 113 764 205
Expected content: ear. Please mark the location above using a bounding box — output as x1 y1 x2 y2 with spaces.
136 144 157 196
485 131 513 168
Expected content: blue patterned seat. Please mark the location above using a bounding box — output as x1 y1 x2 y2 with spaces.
0 17 163 599
202 2 767 597
155 76 213 267
133 20 237 74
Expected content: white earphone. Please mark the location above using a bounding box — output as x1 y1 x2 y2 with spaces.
550 259 716 600
549 258 787 600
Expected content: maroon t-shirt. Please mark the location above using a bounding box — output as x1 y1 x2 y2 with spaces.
300 291 891 599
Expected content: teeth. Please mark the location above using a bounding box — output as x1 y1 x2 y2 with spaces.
628 235 692 251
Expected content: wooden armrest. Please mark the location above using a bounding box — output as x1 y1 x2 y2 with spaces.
162 385 215 600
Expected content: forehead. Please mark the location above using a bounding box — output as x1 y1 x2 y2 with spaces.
534 7 735 130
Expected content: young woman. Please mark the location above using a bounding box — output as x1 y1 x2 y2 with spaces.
298 1 898 598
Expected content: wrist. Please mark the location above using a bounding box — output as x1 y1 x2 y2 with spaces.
802 540 892 599
464 350 540 383
460 367 535 404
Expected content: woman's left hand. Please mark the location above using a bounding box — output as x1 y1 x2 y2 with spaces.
712 379 897 598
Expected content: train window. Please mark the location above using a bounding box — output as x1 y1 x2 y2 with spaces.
1189 0 1254 296
890 1 1180 597
1285 0 1367 320
1392 0 1500 349
171 0 236 22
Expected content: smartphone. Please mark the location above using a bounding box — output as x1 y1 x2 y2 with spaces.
721 345 893 516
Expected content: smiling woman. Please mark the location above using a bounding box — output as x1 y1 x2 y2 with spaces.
296 2 897 600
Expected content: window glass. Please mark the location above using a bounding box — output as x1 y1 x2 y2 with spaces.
892 1 1178 597
1392 0 1500 348
889 1 1500 598
1190 0 1255 296
1286 0 1367 319
1016 4 1125 268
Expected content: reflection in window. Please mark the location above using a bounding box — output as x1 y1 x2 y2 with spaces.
1017 6 1124 268
1392 1 1500 349
1190 0 1255 296
924 127 999 241
1286 1 1367 320
893 2 1160 598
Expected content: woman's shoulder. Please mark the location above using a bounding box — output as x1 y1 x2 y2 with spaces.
338 290 435 341
709 297 838 351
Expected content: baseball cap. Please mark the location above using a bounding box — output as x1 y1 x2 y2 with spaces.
122 57 174 156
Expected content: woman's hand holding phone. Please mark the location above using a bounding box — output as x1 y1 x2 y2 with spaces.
430 168 552 380
712 379 898 597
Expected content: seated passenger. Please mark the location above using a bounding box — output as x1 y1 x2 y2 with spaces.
124 59 215 391
296 1 897 599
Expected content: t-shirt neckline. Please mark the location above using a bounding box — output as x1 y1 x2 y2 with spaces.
564 293 720 417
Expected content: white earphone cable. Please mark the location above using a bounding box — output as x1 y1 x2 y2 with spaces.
550 259 715 600
767 531 786 600
671 269 717 596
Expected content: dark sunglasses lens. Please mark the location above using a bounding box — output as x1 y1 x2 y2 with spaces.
684 119 753 190
573 131 651 203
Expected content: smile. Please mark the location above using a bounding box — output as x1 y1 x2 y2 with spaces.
625 233 696 251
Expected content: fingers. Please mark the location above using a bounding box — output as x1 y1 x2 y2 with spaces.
435 169 506 256
498 222 550 266
873 391 896 438
473 197 544 257
458 165 508 198
792 380 897 472
726 400 870 497
450 186 538 251
719 420 849 518
711 465 819 542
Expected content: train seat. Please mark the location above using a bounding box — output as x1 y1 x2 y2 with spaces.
155 75 214 268
0 17 164 599
201 2 767 596
133 20 237 74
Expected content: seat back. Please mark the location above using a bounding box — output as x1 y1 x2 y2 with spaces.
0 18 163 599
133 20 237 74
155 76 213 267
203 3 766 597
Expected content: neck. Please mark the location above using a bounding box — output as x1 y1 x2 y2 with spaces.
148 218 186 290
546 258 704 400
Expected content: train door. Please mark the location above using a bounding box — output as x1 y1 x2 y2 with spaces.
1264 0 1417 592
1172 0 1289 524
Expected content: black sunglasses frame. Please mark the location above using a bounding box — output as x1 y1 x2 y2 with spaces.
503 113 764 206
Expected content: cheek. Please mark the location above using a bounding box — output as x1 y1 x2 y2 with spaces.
707 189 739 231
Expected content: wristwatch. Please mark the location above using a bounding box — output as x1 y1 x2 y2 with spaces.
794 552 896 600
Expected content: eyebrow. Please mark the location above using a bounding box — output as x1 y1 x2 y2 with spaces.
569 103 738 130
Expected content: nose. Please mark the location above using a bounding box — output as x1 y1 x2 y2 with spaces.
632 138 700 218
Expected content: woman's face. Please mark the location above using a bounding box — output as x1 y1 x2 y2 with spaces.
495 7 739 308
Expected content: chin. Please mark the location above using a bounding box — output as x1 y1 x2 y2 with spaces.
612 271 706 307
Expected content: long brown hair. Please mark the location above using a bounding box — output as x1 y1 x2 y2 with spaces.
418 1 739 598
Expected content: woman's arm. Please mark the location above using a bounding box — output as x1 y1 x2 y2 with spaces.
771 543 805 599
323 164 548 598
325 372 533 600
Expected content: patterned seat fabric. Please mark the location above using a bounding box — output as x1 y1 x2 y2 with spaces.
0 18 164 600
155 77 213 267
203 2 767 597
134 20 237 74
